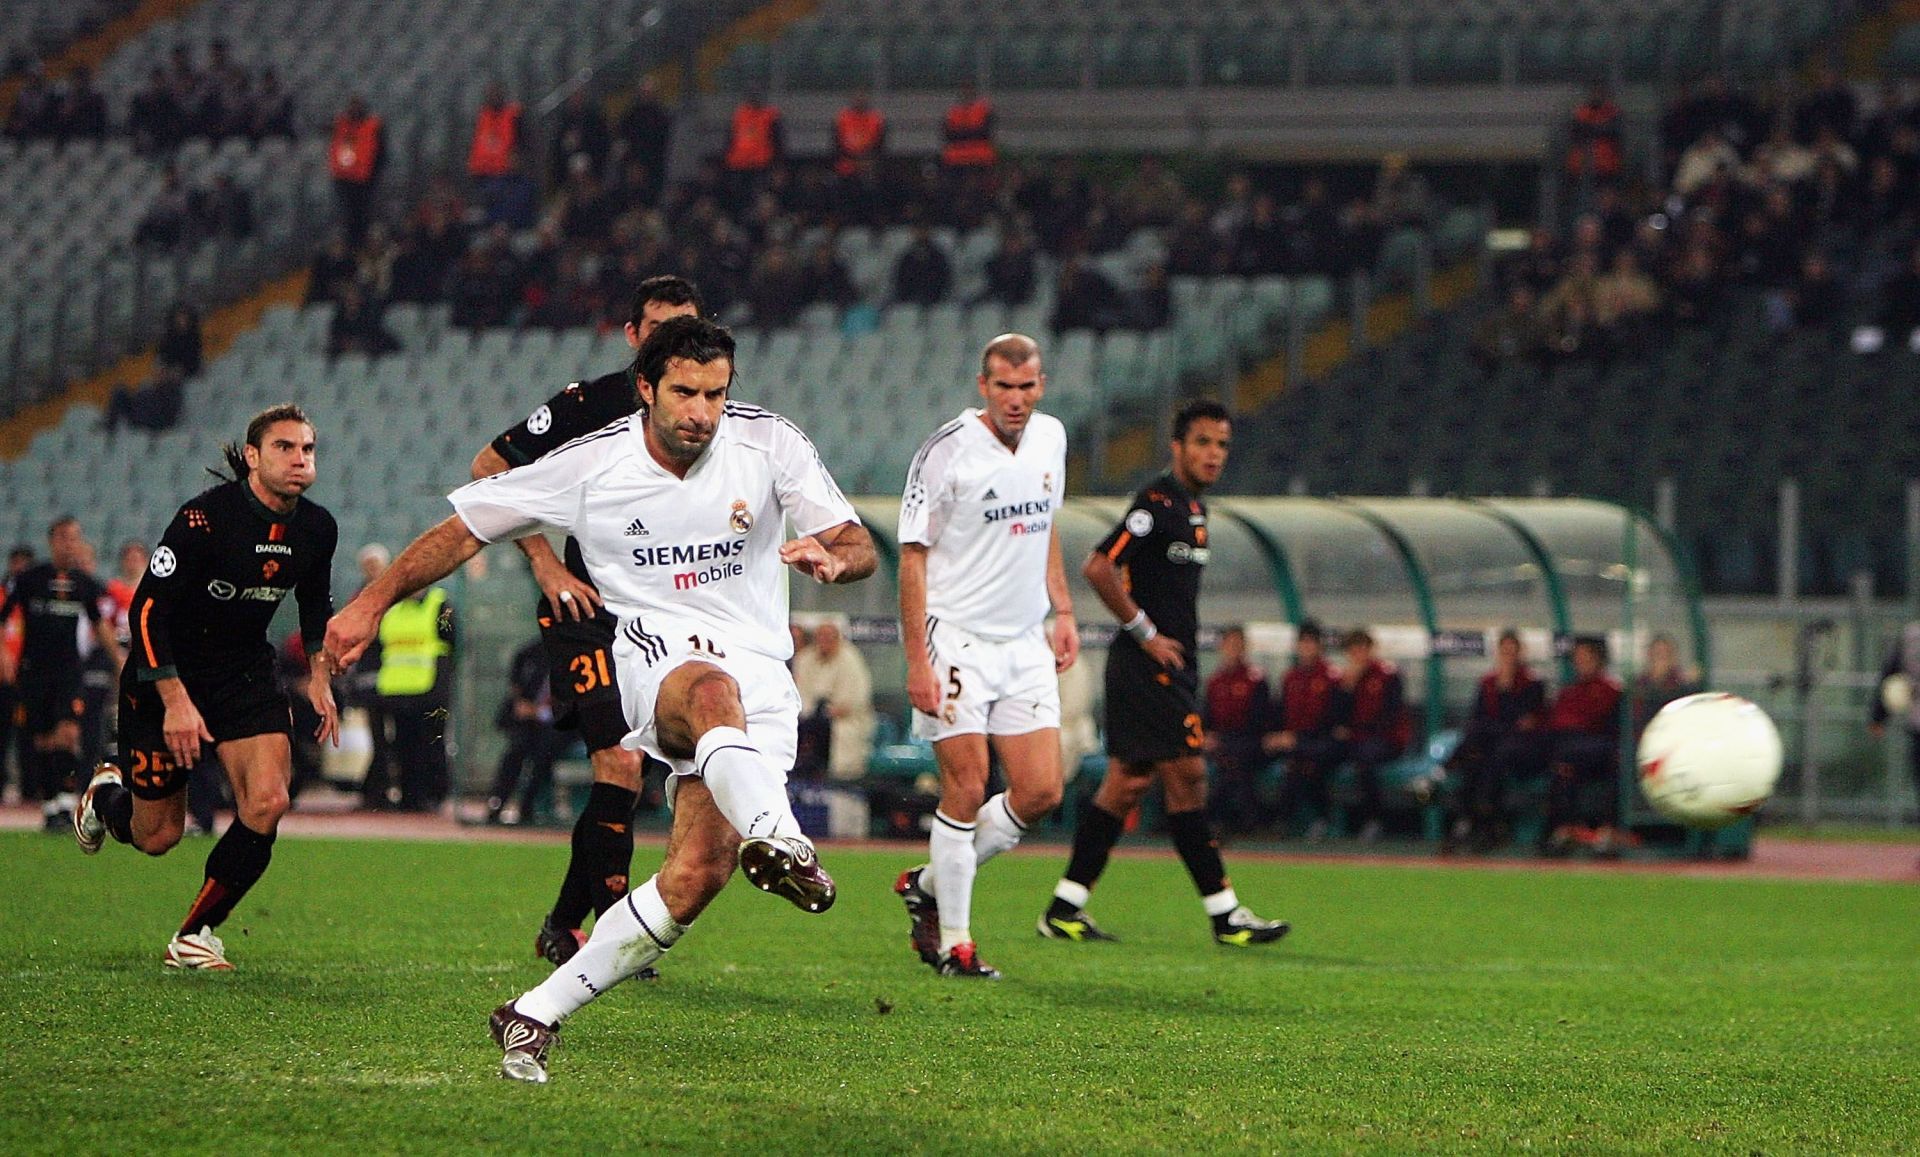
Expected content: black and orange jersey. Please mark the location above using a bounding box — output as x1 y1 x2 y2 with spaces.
127 480 337 682
1094 472 1208 654
489 367 641 587
0 563 104 673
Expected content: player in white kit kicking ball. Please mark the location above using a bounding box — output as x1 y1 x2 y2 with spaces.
894 334 1079 979
323 317 876 1080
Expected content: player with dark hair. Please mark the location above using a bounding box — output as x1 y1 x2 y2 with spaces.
1039 399 1290 946
73 405 340 970
0 517 122 830
326 315 875 1083
470 274 701 969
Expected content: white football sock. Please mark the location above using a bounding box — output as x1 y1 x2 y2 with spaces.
1202 887 1241 919
972 792 1027 867
926 810 977 953
696 726 801 840
1053 880 1091 909
514 875 683 1026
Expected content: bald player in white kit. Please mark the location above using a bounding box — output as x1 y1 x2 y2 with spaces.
894 334 1079 979
324 317 877 1081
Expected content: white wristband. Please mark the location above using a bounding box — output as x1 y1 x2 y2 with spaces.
1123 610 1157 643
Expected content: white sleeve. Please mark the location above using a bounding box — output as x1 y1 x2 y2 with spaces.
771 419 860 538
447 446 588 543
898 433 956 547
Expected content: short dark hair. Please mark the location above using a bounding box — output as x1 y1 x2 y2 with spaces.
629 275 703 327
1497 628 1522 646
1572 634 1610 663
218 403 313 481
1173 398 1231 441
47 515 78 539
1343 628 1374 649
635 315 736 397
7 545 32 562
1295 619 1322 642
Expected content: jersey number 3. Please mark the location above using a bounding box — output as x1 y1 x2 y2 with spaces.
571 649 612 694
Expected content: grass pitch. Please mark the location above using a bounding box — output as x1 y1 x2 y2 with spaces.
6 831 1916 1154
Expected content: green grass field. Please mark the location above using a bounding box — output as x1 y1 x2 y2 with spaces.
8 831 1917 1154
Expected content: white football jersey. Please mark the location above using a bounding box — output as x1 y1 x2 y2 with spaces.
450 404 859 661
899 408 1067 640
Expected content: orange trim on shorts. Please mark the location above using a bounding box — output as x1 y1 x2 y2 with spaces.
1105 532 1132 560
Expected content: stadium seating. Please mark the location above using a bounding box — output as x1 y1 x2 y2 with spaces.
715 0 1834 91
1232 287 1920 598
2 0 126 73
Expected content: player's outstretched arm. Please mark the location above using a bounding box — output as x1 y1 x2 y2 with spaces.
779 520 878 585
1084 550 1184 670
324 516 483 670
471 444 600 621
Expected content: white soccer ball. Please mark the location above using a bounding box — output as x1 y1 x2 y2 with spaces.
1636 692 1783 829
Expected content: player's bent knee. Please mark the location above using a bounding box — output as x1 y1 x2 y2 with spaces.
238 789 291 831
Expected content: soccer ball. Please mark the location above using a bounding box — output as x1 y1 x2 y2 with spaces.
1636 692 1783 829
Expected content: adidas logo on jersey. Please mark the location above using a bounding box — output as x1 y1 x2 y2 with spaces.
983 488 998 500
624 519 650 537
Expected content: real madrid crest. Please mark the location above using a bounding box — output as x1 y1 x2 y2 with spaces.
729 499 752 534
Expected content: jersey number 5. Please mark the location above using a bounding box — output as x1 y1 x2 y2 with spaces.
946 666 963 701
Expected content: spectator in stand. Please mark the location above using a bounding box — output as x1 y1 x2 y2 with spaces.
616 76 673 203
1781 251 1845 336
792 621 875 782
389 201 465 304
1673 129 1740 198
1118 155 1187 227
250 68 295 139
1537 636 1624 858
486 636 562 825
1285 175 1344 275
1165 199 1220 276
449 224 525 330
1471 285 1548 375
1262 621 1341 839
1592 249 1661 340
468 82 523 203
1052 252 1126 332
1441 629 1546 854
1210 172 1255 243
134 166 196 249
1869 622 1920 821
128 66 185 152
1538 251 1602 361
833 90 886 178
1231 193 1289 276
1372 153 1431 230
891 225 951 306
4 68 56 140
482 152 540 231
1566 83 1623 188
551 88 611 188
939 84 995 172
1858 243 1920 354
979 228 1038 305
1131 263 1172 329
58 67 109 140
328 96 384 244
306 229 358 305
103 304 200 434
1202 626 1271 836
722 90 783 206
558 153 613 241
801 241 859 309
745 243 808 328
1666 235 1725 326
1333 628 1408 843
326 282 400 357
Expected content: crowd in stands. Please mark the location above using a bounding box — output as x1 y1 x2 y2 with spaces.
5 41 296 149
303 85 1450 346
1482 72 1920 371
